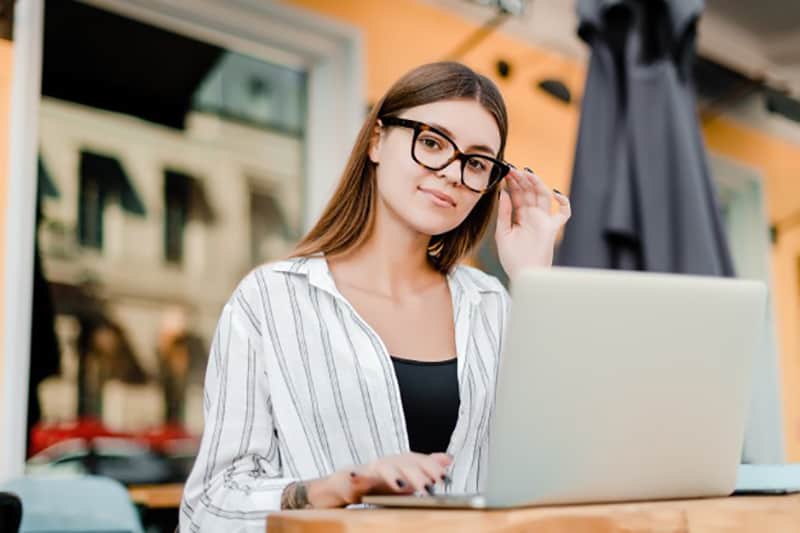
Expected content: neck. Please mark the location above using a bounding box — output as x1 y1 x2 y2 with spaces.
327 203 442 297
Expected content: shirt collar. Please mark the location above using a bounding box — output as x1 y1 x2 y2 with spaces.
272 255 502 305
448 264 503 305
272 254 338 296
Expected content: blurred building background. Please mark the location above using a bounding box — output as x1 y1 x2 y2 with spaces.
1 0 800 487
35 16 307 432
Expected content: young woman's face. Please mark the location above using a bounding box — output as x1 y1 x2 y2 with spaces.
369 98 502 237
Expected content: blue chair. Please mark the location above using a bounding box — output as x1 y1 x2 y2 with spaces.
0 475 143 533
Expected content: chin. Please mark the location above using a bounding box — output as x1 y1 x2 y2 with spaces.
403 210 464 237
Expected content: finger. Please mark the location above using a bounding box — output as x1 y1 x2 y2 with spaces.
553 190 571 223
346 472 382 504
506 171 526 211
511 168 542 211
429 453 453 468
508 175 527 225
373 462 413 493
523 167 552 211
416 455 448 486
397 463 434 495
357 459 404 485
495 187 512 235
349 464 384 491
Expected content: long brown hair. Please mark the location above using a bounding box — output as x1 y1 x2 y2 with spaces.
292 61 508 273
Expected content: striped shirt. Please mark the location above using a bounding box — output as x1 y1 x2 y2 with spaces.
180 255 510 532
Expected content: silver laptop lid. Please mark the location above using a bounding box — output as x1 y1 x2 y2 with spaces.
486 267 767 507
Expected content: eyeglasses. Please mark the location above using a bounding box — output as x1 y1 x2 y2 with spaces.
379 116 510 194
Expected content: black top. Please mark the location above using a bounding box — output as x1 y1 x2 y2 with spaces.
390 356 460 454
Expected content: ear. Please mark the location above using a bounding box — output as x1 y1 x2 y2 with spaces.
368 119 383 164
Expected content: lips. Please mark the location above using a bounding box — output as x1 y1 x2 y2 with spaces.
418 186 456 207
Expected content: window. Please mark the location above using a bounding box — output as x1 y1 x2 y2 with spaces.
78 171 105 249
250 189 290 265
193 53 307 136
164 170 190 264
11 0 357 481
38 154 60 200
77 151 144 251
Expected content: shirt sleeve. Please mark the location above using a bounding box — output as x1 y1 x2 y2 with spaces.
496 278 512 358
478 277 511 492
180 273 294 532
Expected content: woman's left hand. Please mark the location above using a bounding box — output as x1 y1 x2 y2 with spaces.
495 166 571 281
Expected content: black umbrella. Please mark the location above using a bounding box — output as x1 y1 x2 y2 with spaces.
556 0 735 276
556 0 789 464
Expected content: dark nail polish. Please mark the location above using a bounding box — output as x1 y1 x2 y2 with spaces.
441 474 452 483
553 188 563 195
425 484 435 496
524 167 533 173
396 479 405 488
350 471 357 478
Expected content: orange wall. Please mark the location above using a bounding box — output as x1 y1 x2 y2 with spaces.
704 116 800 459
772 224 800 458
0 38 12 437
286 0 584 195
287 0 800 459
704 118 800 224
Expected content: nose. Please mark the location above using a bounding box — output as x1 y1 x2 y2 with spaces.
436 159 461 186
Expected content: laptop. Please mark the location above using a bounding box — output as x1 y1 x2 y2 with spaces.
363 267 767 509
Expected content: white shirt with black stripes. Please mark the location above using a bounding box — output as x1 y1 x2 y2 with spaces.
180 255 510 532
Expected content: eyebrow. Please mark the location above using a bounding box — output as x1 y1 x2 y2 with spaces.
429 122 498 156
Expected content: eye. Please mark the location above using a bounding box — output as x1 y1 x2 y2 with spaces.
467 158 487 171
419 136 442 150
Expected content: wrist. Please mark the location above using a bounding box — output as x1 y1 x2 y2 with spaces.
305 471 351 508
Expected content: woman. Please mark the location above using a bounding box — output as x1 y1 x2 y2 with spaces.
181 61 570 531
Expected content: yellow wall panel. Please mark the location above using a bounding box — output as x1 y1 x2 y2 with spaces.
286 0 585 193
0 37 13 440
704 116 800 459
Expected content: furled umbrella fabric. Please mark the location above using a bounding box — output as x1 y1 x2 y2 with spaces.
556 0 735 277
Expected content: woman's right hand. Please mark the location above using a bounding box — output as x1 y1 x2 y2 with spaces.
307 452 453 507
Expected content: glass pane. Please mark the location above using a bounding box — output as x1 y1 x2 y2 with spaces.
163 171 189 263
193 53 306 135
31 0 308 489
250 188 291 265
78 173 103 249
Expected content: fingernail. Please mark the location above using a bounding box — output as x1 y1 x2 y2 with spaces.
441 474 452 483
350 471 357 478
553 188 563 196
395 479 405 488
524 167 533 173
425 484 435 496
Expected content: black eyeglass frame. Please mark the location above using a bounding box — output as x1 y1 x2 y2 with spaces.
379 116 510 194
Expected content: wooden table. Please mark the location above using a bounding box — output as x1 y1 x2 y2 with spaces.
128 483 184 509
267 494 800 532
